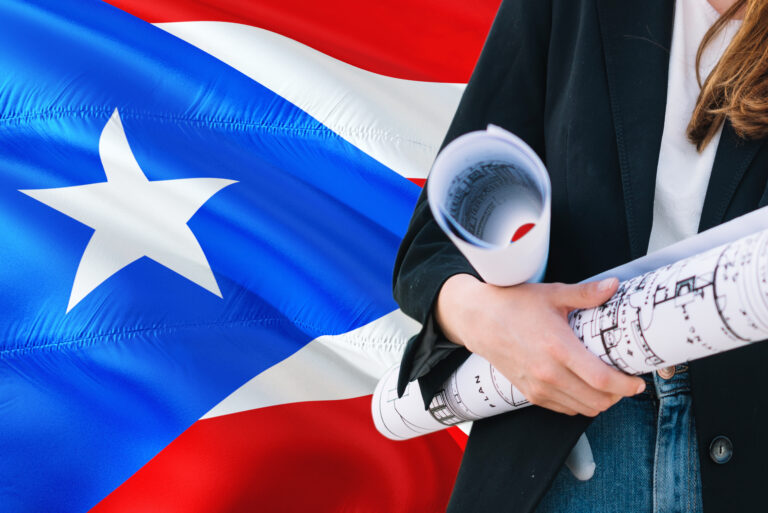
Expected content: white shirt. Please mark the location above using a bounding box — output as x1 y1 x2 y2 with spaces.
646 0 742 253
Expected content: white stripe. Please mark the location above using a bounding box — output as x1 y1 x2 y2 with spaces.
202 310 420 419
156 21 465 179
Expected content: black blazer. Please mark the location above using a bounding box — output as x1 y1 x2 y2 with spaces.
393 1 768 512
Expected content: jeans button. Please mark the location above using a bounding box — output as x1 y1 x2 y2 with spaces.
709 435 733 464
656 366 675 379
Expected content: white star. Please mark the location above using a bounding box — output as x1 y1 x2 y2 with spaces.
20 109 236 312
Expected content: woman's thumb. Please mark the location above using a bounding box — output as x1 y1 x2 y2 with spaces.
556 278 619 309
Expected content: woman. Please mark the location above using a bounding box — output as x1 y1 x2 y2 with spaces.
393 0 768 511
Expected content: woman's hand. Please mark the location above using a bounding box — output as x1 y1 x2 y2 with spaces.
436 274 646 417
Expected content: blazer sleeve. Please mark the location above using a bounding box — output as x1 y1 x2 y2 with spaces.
393 0 552 406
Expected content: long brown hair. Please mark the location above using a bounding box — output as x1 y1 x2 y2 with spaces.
688 0 768 151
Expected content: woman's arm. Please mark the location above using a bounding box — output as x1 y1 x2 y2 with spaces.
436 275 645 416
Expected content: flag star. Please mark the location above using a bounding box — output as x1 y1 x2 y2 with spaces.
20 109 236 313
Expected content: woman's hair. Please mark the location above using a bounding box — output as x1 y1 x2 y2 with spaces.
688 0 768 151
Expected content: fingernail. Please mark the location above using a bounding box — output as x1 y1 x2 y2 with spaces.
598 278 617 292
635 382 646 394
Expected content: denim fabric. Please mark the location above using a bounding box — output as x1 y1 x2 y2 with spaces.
534 365 703 513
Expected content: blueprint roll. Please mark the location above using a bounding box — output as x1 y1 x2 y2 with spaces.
427 125 551 285
373 228 768 440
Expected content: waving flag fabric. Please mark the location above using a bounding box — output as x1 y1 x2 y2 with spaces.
0 1 499 511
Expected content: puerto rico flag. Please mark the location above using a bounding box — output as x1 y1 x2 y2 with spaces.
0 1 498 511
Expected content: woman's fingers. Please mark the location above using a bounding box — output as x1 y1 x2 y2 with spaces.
549 281 647 398
515 285 645 414
519 358 626 416
558 329 646 397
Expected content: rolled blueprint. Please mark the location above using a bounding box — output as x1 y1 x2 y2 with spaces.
373 228 768 440
427 125 551 285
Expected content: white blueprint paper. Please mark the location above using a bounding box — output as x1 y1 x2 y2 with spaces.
374 209 768 439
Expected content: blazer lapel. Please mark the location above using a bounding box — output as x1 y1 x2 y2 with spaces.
698 121 766 231
597 0 675 259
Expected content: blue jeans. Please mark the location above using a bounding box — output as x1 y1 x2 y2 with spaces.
534 365 703 513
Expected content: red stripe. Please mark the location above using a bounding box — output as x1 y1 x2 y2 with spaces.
104 0 500 82
91 395 463 513
407 178 426 188
446 427 468 450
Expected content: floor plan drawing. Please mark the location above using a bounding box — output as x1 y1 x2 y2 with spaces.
573 230 768 374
